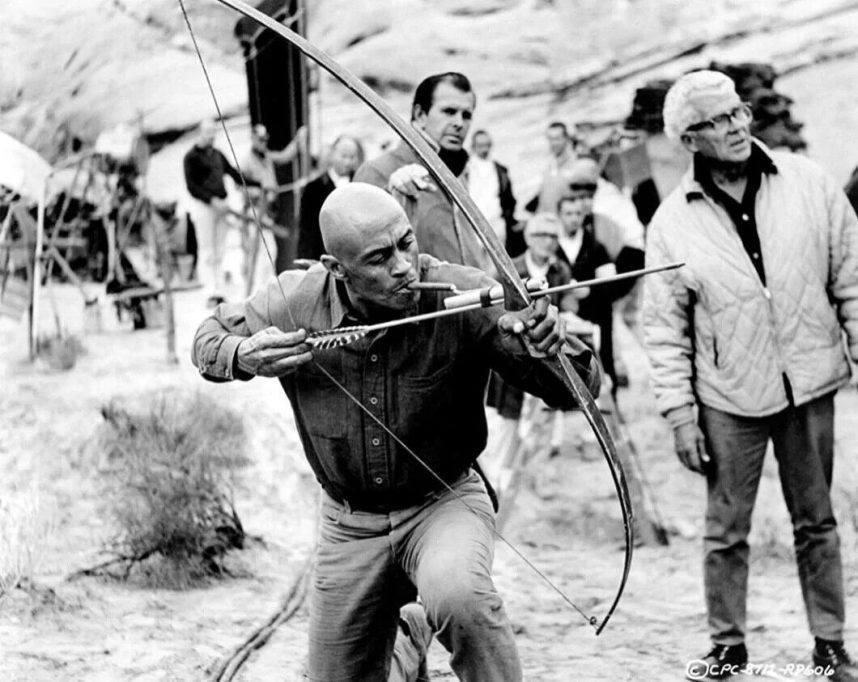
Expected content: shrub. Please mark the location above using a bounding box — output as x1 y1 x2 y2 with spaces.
93 389 249 588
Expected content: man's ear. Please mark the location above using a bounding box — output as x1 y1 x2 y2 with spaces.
411 105 427 129
320 254 348 281
679 132 699 154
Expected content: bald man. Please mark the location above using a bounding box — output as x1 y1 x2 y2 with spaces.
192 183 600 682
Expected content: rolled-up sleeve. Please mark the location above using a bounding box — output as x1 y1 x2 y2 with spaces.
191 275 286 382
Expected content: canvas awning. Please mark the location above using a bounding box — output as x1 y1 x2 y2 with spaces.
0 130 52 201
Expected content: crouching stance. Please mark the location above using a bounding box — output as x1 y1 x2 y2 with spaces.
192 183 600 681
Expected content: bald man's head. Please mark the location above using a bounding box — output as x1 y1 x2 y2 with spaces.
319 183 407 260
317 183 420 316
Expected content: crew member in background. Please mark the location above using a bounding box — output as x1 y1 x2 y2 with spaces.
643 70 858 682
183 119 258 304
529 121 644 260
355 72 493 272
468 129 522 256
552 168 624 387
295 134 364 262
485 213 580 486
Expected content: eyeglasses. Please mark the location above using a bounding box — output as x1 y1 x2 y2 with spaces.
685 103 752 134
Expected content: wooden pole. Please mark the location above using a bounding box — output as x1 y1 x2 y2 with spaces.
148 203 178 365
29 183 48 360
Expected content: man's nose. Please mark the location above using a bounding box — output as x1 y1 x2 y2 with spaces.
391 250 413 276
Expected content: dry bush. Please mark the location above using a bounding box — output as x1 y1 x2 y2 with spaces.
92 389 249 588
0 486 51 597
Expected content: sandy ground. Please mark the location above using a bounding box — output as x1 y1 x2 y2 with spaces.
2 6 858 676
1 278 856 681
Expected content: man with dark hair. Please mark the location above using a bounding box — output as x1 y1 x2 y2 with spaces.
184 119 261 304
468 129 521 256
355 72 492 271
643 70 858 681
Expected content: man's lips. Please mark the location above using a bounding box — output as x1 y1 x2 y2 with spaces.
395 279 418 293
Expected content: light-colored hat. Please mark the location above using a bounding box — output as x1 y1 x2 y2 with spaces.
662 70 738 140
525 212 561 237
562 157 599 188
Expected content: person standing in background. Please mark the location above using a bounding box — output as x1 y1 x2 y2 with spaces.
468 129 522 256
295 134 364 262
183 119 257 304
355 72 493 272
643 70 858 681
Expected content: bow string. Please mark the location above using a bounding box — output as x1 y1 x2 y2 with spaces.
179 0 633 634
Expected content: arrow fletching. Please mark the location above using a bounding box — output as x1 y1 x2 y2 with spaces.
306 326 370 350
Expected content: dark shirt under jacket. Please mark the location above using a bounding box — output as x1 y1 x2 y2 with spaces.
192 255 599 511
296 172 336 261
690 144 778 285
183 144 247 204
555 226 617 379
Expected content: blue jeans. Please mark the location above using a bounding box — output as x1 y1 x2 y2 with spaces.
307 471 522 681
699 392 845 645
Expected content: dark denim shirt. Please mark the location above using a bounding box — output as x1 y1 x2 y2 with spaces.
192 255 599 510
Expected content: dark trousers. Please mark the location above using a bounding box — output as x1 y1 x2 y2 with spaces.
699 392 845 645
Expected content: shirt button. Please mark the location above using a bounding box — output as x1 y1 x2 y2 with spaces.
369 396 378 405
374 477 384 485
752 253 759 259
370 354 378 362
741 213 749 221
372 437 381 446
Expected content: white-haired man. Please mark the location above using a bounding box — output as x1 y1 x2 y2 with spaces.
642 69 858 680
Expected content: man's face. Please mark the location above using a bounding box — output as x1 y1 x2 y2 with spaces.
681 93 753 163
525 232 559 262
546 126 568 157
414 82 475 152
339 213 420 313
330 138 361 177
472 133 492 160
557 194 593 235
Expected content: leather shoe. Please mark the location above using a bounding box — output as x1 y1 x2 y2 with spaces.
686 643 748 680
814 641 858 682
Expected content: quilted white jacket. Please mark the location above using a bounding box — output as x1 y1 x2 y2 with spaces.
642 143 858 425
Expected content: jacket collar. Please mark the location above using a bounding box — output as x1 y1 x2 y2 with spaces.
683 139 778 202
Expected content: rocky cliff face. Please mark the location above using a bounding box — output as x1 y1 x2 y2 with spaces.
3 0 858 186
